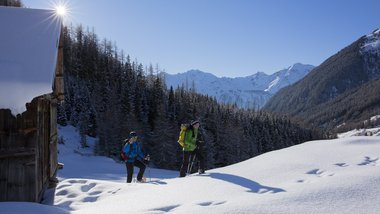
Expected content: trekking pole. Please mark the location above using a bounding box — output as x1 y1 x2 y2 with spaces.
148 165 151 182
186 153 193 175
190 153 197 174
186 154 191 175
145 154 151 182
146 160 151 182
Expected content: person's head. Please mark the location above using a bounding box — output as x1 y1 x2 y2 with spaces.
191 120 200 129
128 131 138 143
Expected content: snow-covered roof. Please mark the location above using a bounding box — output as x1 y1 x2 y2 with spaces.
0 6 62 115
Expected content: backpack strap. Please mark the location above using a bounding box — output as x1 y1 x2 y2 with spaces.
125 143 132 157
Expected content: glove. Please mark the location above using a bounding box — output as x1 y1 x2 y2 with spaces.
143 155 150 164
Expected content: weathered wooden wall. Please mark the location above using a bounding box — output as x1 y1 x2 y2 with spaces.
0 25 63 203
0 96 58 202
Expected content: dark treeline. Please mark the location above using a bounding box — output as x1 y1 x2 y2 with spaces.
59 25 321 170
0 0 23 7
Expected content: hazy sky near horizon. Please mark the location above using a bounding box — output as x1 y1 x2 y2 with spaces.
23 0 380 77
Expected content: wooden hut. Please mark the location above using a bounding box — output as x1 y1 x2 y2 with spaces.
0 7 64 202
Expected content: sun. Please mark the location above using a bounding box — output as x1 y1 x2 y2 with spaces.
55 5 67 16
50 0 73 22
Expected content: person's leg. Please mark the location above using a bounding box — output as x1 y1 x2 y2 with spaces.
126 162 134 183
179 151 190 177
134 160 146 181
196 147 205 173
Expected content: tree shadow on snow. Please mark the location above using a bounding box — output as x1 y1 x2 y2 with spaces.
206 173 286 194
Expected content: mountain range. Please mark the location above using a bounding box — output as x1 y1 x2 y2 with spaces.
164 63 315 108
264 29 380 132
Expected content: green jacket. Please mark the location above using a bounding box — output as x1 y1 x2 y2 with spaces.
183 128 198 151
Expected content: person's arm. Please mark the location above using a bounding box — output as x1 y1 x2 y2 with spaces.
137 142 145 158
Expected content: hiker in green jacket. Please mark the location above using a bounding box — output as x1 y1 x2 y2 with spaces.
179 120 205 177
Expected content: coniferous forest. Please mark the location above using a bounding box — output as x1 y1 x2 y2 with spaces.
59 25 321 170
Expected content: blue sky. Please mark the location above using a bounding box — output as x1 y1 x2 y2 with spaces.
23 0 380 77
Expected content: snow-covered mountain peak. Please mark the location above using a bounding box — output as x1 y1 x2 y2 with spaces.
263 63 314 93
361 28 380 53
164 63 314 108
186 69 215 77
285 63 314 75
251 71 267 77
248 71 269 81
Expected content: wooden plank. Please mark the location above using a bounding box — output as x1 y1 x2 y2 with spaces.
50 135 58 178
50 100 58 178
35 98 43 202
0 157 9 201
35 97 52 202
0 149 35 159
7 156 36 201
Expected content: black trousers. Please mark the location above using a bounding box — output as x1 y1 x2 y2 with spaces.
179 147 205 177
126 159 146 183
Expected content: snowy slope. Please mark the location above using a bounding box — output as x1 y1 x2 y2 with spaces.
1 126 380 213
337 127 380 138
164 63 314 108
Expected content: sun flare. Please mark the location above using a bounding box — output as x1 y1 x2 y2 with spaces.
55 5 66 16
50 0 73 22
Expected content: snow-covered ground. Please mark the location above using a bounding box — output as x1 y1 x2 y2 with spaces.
337 126 380 138
1 125 380 214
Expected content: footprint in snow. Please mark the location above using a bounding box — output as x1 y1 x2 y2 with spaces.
56 184 72 190
67 193 78 198
148 204 181 213
197 201 226 206
306 169 325 175
82 196 99 203
89 191 102 196
358 156 379 166
107 188 121 194
81 183 96 192
335 163 349 167
68 179 87 184
213 201 227 205
56 189 69 196
198 201 213 206
306 169 334 177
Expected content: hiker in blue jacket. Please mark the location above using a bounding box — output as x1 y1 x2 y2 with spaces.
123 131 150 183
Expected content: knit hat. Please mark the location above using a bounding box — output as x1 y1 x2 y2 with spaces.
129 131 138 138
191 120 200 126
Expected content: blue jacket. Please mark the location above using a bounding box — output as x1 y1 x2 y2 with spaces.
123 142 145 163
